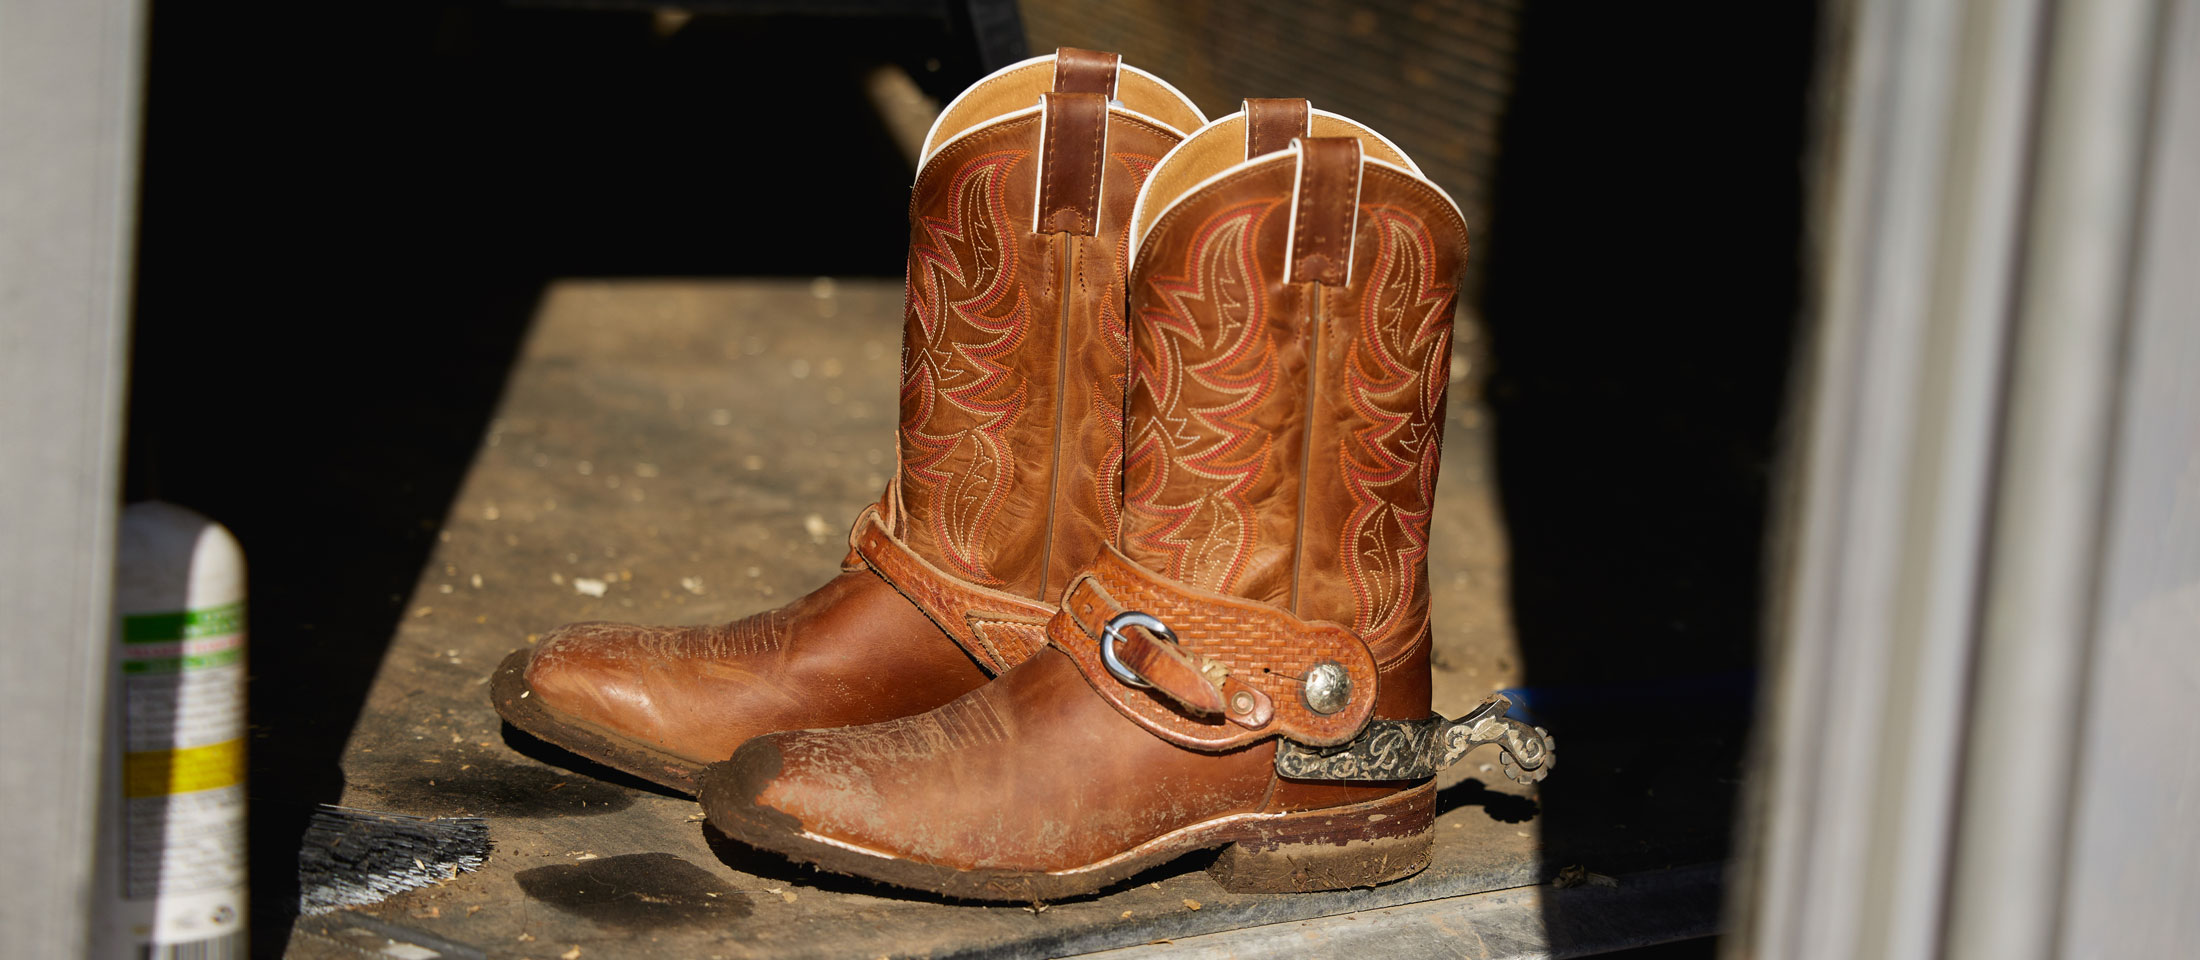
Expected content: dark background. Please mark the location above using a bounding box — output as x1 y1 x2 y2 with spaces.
123 2 1812 955
127 7 967 954
1473 3 1813 951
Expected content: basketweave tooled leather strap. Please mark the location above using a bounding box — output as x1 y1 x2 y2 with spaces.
1052 545 1380 750
848 498 1055 674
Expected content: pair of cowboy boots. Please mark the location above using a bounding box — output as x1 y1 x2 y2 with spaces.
492 48 1552 900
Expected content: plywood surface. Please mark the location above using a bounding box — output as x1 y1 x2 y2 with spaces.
287 279 1711 959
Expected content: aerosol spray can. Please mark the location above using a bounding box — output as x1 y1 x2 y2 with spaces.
104 501 249 957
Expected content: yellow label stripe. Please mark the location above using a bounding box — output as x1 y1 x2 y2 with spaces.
124 739 244 798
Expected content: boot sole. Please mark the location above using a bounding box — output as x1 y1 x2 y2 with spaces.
702 775 1435 901
489 648 705 794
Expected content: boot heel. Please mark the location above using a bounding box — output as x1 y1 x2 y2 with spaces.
1207 784 1436 893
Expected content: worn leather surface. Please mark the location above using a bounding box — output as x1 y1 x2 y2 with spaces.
1051 46 1121 98
1287 138 1363 284
723 647 1279 872
711 124 1470 873
1053 545 1377 749
1242 98 1311 160
506 52 1185 773
1123 143 1466 664
1036 91 1109 236
923 50 1201 164
1132 110 1420 263
522 569 987 764
850 501 1053 672
897 103 1180 602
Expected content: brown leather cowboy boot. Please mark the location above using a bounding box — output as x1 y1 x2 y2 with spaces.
699 103 1555 899
490 49 1208 793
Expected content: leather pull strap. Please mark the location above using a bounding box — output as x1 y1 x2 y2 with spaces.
1035 91 1108 236
1051 47 1121 97
1287 137 1363 284
1242 98 1310 159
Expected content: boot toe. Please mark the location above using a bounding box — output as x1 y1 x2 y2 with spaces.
704 725 920 849
525 623 629 701
519 622 689 745
700 735 813 840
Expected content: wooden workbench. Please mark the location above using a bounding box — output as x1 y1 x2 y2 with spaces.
282 279 1732 959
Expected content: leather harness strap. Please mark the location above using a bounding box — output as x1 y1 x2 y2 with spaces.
1242 98 1311 160
1052 545 1380 750
1061 574 1242 719
849 503 1055 674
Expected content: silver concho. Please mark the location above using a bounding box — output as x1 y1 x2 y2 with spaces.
1301 660 1353 715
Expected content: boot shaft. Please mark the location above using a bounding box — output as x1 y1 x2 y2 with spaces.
1120 109 1469 663
894 50 1203 602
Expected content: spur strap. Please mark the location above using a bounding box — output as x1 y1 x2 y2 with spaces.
1052 546 1379 750
848 498 1054 674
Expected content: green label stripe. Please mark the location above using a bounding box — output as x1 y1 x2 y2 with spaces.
122 602 245 643
122 648 244 674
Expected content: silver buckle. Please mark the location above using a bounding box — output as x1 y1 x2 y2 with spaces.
1099 611 1175 689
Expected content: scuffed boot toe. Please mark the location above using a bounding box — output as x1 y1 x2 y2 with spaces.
698 735 807 841
488 621 718 792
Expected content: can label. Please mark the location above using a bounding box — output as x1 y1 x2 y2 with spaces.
118 601 247 950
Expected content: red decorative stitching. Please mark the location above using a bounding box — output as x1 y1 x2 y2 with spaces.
1340 207 1455 638
1124 201 1280 594
1093 151 1162 540
900 150 1033 587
